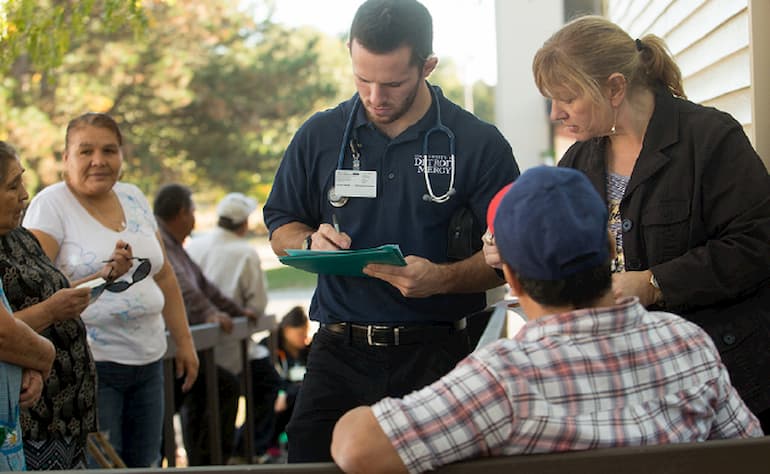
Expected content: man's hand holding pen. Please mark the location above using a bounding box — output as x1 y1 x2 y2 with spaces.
306 217 351 250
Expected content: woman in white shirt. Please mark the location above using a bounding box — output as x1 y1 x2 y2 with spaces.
23 113 199 467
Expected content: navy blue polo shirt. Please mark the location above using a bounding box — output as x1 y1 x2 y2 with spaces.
264 84 519 325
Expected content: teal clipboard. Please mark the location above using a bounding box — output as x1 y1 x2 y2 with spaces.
279 244 406 277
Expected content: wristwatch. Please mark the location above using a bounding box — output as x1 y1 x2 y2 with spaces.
649 272 664 305
302 233 313 250
649 273 660 290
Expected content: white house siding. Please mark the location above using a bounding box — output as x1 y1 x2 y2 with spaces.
749 0 770 168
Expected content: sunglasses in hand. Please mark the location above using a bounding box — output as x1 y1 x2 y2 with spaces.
78 257 152 303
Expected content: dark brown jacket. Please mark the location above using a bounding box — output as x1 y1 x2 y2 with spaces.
560 88 770 413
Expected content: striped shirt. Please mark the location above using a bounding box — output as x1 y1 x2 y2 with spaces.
372 298 761 473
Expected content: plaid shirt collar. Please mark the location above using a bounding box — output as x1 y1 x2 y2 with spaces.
517 297 643 342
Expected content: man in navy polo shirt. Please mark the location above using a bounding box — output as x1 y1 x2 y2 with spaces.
263 0 519 462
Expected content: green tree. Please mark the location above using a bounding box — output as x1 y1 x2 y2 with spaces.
1 0 349 206
0 0 147 72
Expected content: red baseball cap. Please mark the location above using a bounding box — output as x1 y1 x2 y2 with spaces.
486 182 514 235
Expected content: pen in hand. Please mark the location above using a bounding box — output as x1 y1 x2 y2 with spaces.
332 214 340 233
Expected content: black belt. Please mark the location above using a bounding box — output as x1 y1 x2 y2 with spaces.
321 318 466 347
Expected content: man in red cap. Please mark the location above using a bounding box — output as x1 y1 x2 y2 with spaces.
330 166 761 474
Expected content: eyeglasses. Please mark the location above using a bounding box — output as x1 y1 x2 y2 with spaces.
90 257 152 301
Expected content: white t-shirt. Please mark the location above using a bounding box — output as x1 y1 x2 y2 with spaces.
187 227 268 373
23 182 167 364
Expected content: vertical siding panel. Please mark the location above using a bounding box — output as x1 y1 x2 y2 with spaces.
749 0 770 167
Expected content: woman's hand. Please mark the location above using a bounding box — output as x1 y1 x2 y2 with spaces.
101 240 134 281
19 369 44 408
175 343 200 393
612 270 660 306
482 229 503 269
48 287 91 321
274 390 288 413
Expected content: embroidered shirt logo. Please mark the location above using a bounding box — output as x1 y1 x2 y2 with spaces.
413 154 452 175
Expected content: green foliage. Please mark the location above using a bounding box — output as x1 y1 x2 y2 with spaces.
471 80 496 124
1 0 348 200
0 0 147 73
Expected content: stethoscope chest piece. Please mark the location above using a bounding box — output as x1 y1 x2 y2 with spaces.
328 187 349 208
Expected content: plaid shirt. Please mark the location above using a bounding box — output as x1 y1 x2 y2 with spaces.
372 298 762 473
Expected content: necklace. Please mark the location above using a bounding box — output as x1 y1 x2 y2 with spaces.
76 190 126 232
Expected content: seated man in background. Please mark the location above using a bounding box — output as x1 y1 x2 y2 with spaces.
154 184 257 466
186 192 274 463
331 166 762 474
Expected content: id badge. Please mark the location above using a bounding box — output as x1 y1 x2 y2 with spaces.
335 169 377 198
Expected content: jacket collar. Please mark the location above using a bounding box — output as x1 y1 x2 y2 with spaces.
624 87 678 197
580 87 679 200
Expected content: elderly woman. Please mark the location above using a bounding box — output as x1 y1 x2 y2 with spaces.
0 141 135 469
22 114 199 467
531 15 770 431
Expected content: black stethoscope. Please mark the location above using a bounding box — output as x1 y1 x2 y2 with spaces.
328 85 456 207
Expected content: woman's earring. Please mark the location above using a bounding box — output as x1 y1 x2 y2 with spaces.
609 109 618 135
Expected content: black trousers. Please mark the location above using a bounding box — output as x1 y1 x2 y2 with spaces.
180 363 240 466
286 326 469 463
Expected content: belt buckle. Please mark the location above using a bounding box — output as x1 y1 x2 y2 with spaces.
367 325 399 346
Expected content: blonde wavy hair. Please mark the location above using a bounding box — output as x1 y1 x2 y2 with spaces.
532 15 685 104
